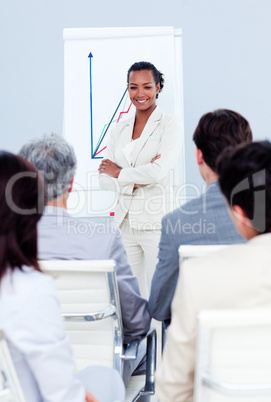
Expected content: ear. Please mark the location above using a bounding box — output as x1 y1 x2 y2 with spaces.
232 205 247 224
195 148 204 165
68 176 74 193
156 82 160 95
231 205 258 240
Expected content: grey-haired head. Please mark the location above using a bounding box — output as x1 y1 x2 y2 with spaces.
19 133 77 202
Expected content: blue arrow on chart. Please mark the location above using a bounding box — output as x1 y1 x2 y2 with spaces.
88 53 100 159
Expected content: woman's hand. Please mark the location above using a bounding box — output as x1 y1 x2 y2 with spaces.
151 153 161 163
85 390 99 402
98 159 122 178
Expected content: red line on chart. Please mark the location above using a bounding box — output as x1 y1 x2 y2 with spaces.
117 102 132 123
93 102 132 157
94 146 107 156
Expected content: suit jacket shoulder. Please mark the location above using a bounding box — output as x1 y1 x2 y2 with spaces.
149 181 245 322
163 180 244 246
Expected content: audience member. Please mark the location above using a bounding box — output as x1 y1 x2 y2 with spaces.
149 109 252 326
0 151 125 402
19 133 151 386
156 140 271 401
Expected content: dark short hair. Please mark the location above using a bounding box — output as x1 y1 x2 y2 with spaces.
217 141 271 233
193 109 253 172
0 151 44 282
127 61 164 98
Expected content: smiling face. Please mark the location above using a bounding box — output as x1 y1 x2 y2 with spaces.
127 70 160 113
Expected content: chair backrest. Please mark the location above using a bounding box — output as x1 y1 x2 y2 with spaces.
194 309 271 402
160 245 230 352
178 244 229 265
0 331 26 402
40 260 123 374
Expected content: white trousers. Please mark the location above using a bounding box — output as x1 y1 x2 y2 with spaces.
120 217 161 299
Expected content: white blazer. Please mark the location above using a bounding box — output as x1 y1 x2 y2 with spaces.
99 106 182 230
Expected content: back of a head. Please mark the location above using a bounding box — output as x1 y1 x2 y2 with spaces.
19 133 77 202
0 151 44 281
193 109 253 172
217 141 271 234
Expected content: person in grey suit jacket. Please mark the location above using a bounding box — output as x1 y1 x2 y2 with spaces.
149 109 253 326
156 140 271 402
19 133 151 387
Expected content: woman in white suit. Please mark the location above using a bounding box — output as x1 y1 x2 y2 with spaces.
99 61 181 298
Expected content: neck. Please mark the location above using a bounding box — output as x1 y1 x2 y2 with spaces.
135 104 156 123
200 164 218 186
46 196 68 210
245 227 260 240
205 171 218 186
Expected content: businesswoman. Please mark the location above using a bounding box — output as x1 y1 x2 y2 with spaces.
0 151 124 401
99 61 181 298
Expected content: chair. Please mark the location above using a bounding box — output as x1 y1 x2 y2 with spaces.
0 331 25 402
178 244 230 265
194 309 271 402
41 259 156 402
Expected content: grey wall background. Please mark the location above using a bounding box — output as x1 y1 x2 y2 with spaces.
1 0 271 192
